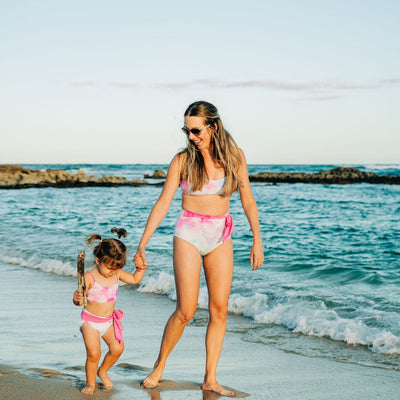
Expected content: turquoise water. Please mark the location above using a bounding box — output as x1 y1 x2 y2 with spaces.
1 164 399 372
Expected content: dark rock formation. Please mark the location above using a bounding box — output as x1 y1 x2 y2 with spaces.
144 169 167 179
249 167 400 185
2 165 398 189
0 165 152 189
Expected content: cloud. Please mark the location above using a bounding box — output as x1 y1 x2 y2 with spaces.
71 81 141 89
379 78 400 85
107 82 141 89
71 81 99 87
70 77 400 100
289 95 346 102
157 78 317 91
155 78 395 92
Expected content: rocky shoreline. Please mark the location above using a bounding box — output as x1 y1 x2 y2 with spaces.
249 167 400 185
0 165 399 189
0 165 158 189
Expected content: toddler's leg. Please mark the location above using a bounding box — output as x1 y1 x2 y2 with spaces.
98 325 124 391
81 322 102 395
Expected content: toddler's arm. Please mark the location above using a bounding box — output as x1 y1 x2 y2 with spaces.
119 266 147 285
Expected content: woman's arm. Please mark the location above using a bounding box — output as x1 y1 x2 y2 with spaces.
133 154 182 268
237 148 264 270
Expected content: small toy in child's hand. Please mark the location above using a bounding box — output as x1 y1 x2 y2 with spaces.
77 250 87 306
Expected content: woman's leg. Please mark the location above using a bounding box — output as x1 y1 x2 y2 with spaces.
80 322 102 394
202 238 235 397
143 236 202 388
98 325 125 390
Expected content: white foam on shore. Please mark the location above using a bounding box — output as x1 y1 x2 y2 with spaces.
0 250 76 277
138 272 176 299
137 272 400 355
1 252 399 356
229 293 400 355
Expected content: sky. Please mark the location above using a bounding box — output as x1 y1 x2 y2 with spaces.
1 0 399 165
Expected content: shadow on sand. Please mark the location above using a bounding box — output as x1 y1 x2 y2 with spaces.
131 378 249 399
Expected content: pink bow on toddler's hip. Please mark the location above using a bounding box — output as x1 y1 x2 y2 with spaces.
81 309 125 343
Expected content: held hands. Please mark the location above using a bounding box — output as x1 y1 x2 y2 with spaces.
250 242 264 271
133 247 148 270
73 289 83 305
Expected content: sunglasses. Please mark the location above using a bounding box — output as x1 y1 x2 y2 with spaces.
181 125 210 136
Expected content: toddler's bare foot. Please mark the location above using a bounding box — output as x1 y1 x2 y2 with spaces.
98 368 113 391
202 381 235 397
142 367 163 389
81 385 95 395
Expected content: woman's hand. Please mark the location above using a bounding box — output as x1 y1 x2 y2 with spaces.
73 289 83 305
133 247 148 270
250 242 264 271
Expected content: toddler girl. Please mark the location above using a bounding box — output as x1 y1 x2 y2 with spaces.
73 227 146 395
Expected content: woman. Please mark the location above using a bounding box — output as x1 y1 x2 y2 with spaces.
134 101 264 397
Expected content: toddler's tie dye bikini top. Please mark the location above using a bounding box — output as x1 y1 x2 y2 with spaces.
86 271 119 303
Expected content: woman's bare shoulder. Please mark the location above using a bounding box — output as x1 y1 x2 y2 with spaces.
173 151 186 164
238 147 246 159
168 152 186 175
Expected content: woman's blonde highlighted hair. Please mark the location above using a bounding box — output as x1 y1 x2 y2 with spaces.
179 101 242 196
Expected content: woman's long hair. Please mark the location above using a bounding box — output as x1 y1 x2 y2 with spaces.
179 101 242 196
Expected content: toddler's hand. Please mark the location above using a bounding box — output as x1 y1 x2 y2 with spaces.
133 248 148 270
73 289 83 305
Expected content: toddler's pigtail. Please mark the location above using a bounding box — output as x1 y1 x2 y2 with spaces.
87 234 103 258
87 234 102 245
111 227 127 240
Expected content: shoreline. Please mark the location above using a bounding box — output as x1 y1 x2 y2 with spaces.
248 166 400 184
0 164 159 189
0 362 248 400
1 262 399 399
2 329 400 400
1 164 400 189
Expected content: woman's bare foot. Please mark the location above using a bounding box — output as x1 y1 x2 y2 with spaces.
81 385 95 395
202 381 235 397
142 367 163 389
97 368 113 391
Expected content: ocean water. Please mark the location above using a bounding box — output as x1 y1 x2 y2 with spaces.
1 163 399 375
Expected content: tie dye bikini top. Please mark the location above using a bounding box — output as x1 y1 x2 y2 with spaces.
87 271 119 303
181 177 225 196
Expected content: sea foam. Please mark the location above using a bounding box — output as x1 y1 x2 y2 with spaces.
1 249 399 356
0 249 76 277
228 292 400 355
138 271 176 300
133 271 400 355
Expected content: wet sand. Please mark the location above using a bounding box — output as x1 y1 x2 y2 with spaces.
2 308 399 400
2 336 399 400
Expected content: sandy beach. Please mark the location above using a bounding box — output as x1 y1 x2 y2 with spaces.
1 261 399 400
1 315 399 400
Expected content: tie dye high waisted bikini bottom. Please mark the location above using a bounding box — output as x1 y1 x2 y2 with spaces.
174 209 234 256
